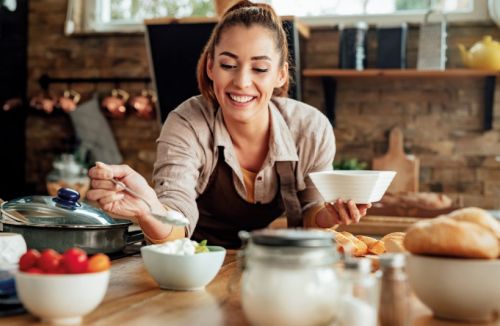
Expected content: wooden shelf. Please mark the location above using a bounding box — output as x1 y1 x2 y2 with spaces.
303 68 497 130
303 68 500 78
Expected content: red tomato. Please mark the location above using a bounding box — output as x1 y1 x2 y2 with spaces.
62 248 88 274
19 249 41 272
87 253 111 273
26 267 44 274
38 249 62 273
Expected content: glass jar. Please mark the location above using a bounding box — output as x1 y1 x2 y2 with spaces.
338 258 380 326
239 229 340 326
46 154 90 199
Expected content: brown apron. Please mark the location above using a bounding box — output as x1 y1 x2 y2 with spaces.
193 147 302 248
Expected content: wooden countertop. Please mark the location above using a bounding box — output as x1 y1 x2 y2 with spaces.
1 252 497 325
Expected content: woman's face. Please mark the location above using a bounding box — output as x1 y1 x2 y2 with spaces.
207 25 288 125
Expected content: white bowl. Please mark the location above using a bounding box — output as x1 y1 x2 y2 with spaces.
141 245 226 291
407 254 500 322
15 270 110 325
309 170 396 204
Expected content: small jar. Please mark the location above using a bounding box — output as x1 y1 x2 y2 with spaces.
379 253 411 326
239 229 340 326
46 154 90 199
338 258 380 326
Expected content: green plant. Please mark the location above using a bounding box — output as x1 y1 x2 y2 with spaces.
333 158 368 170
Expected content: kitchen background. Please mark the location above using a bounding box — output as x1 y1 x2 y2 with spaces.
1 0 500 209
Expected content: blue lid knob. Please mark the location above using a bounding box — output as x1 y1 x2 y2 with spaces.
53 188 81 210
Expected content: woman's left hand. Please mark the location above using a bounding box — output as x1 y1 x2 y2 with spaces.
323 199 371 225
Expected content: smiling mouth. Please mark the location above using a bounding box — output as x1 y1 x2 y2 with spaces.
228 93 256 104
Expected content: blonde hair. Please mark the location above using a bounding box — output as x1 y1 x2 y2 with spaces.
197 0 290 109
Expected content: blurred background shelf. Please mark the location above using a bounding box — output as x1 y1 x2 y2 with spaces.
303 68 498 129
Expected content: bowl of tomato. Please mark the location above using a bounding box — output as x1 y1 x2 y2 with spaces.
15 247 111 325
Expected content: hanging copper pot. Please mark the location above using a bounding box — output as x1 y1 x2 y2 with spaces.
101 89 129 119
129 89 157 119
2 98 23 112
58 89 81 113
30 93 57 114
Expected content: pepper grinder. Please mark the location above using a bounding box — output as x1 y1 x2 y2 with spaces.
379 253 411 326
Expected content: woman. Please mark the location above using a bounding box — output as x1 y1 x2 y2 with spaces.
88 1 371 248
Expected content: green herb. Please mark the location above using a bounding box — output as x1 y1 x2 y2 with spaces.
195 239 209 253
333 158 368 170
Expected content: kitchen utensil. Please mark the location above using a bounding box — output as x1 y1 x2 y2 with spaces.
101 88 129 119
0 188 143 254
372 127 419 193
458 35 500 70
417 10 447 70
407 255 500 322
109 178 189 227
16 270 109 325
309 170 396 204
141 243 225 290
129 89 156 119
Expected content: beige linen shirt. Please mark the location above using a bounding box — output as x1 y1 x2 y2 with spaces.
153 95 335 236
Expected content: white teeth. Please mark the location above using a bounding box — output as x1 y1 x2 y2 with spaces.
229 94 254 103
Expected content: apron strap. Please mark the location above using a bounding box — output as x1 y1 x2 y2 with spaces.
276 161 302 228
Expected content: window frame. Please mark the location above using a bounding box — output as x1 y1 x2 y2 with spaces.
65 0 491 35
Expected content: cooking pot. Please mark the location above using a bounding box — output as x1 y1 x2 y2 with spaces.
0 188 144 254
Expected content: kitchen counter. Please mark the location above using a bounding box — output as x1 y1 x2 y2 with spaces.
1 251 498 325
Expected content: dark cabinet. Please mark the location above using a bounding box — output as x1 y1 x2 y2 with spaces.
146 17 307 122
0 0 28 199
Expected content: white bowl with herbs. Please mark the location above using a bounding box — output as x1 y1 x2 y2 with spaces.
141 239 226 291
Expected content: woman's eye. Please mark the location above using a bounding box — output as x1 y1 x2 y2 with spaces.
253 68 269 73
220 63 236 70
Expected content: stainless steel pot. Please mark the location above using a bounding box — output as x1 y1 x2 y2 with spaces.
0 188 144 254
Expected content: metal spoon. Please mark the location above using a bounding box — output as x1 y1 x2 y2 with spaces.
109 178 190 227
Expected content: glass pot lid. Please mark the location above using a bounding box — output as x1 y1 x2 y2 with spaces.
0 188 128 228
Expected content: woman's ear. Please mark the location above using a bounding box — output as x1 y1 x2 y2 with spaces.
206 57 214 81
275 62 289 88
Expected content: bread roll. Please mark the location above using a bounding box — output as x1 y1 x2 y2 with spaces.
341 232 368 256
447 207 500 239
356 235 377 247
368 240 386 255
329 230 367 257
404 217 499 259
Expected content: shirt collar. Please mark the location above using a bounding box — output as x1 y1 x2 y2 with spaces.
212 102 299 162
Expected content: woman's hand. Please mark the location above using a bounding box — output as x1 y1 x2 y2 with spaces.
316 199 372 227
87 162 162 219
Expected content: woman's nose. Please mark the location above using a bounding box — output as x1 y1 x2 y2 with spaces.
233 69 252 88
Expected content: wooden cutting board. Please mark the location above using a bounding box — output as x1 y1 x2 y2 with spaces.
372 127 420 193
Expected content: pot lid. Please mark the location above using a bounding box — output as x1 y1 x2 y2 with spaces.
240 229 334 248
1 188 126 228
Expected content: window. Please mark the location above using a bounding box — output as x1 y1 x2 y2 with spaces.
65 0 490 34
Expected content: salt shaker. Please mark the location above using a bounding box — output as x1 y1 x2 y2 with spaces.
338 258 380 326
379 253 411 326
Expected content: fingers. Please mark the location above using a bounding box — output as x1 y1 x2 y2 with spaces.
91 179 124 191
324 203 341 225
88 162 135 180
87 189 122 202
326 199 370 225
347 200 361 223
335 199 351 225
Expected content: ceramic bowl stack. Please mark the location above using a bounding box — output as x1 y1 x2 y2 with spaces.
308 170 396 204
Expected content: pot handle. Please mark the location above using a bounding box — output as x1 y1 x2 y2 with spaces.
126 229 145 245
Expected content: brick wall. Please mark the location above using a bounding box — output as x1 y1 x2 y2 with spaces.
27 1 500 208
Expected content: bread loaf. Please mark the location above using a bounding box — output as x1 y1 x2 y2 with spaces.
357 235 386 255
404 217 499 259
447 207 500 239
382 232 407 253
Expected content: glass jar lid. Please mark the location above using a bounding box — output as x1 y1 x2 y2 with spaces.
241 229 334 248
0 188 128 228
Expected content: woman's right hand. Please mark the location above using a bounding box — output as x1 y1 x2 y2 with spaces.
87 162 161 219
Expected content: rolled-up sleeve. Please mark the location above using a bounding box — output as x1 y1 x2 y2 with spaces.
153 111 203 237
297 116 336 214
